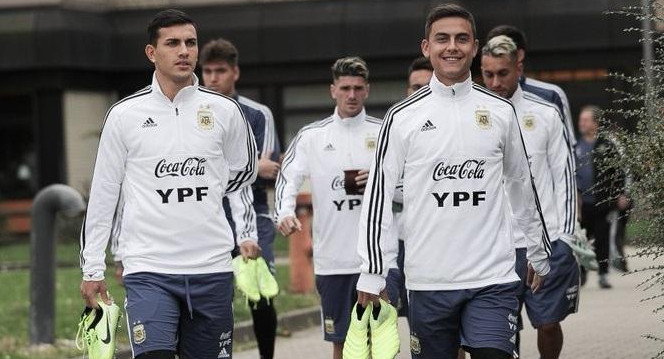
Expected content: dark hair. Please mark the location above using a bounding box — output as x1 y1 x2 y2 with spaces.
581 105 601 122
424 3 476 40
408 56 433 76
200 38 239 67
331 56 369 81
486 25 527 51
147 9 197 45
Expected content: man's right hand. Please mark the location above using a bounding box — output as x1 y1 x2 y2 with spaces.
277 215 302 236
114 262 124 287
80 279 110 309
258 150 281 180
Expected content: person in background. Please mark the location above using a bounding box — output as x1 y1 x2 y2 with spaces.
575 105 630 289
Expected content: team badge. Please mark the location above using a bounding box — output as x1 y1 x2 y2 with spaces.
197 105 214 130
522 115 536 131
324 318 335 334
475 110 491 129
365 136 377 150
410 334 421 354
132 323 146 344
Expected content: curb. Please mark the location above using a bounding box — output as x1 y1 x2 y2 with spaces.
106 306 321 359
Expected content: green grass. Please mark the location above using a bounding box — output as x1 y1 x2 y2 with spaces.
0 235 290 264
0 253 318 359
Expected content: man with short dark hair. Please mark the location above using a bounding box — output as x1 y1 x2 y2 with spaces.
275 56 386 359
482 34 579 359
356 4 551 359
407 56 434 95
79 9 257 359
200 37 280 359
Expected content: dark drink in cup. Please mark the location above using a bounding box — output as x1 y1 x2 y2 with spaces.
343 169 362 195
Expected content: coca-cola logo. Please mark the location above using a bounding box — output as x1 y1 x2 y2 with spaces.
432 159 486 181
331 176 345 191
155 158 207 178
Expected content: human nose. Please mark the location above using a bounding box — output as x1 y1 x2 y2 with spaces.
178 43 188 57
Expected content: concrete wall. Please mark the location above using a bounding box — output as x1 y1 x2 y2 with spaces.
63 90 116 194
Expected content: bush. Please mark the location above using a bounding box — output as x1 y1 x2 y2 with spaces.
605 3 664 357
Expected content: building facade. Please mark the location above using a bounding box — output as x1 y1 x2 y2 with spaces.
0 0 642 203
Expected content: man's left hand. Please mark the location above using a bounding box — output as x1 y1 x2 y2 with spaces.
239 240 261 260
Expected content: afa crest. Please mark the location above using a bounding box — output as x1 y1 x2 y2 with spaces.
475 110 491 129
522 115 536 131
324 318 335 334
410 334 421 355
197 105 214 130
365 136 377 150
132 323 146 344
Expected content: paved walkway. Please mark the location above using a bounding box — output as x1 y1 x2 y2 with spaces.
234 248 663 358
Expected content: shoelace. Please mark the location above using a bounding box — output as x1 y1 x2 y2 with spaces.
75 321 96 352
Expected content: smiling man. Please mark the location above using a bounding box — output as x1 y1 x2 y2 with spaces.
79 9 257 359
355 4 551 359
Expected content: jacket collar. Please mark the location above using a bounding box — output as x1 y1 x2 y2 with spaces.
151 72 199 104
429 72 473 98
332 107 366 126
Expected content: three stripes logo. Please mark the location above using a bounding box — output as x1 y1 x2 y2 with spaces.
142 117 158 128
324 143 335 151
420 119 437 132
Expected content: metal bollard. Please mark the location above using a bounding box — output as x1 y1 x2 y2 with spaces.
29 184 85 345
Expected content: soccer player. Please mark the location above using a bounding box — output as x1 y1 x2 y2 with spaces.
481 35 579 359
486 25 576 149
274 56 386 359
355 4 551 359
79 9 257 359
386 55 433 317
200 37 281 359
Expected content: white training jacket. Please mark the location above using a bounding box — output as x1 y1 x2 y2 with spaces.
275 108 397 275
80 73 257 281
523 77 576 147
356 75 551 295
509 86 577 248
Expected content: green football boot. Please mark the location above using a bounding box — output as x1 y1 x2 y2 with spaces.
76 300 122 359
343 302 371 359
256 257 279 299
369 299 400 359
232 256 261 302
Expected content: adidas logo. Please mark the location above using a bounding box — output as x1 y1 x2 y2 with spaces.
218 347 230 358
420 120 436 132
324 143 335 151
142 117 158 128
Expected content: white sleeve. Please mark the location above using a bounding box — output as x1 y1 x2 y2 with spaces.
503 109 551 276
110 191 125 262
225 103 258 194
80 110 125 281
356 115 405 295
274 130 309 222
558 88 576 148
227 186 258 244
262 106 280 155
546 111 577 240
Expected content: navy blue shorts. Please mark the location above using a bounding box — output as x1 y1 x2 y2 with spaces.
315 274 359 343
123 272 234 358
515 240 580 328
409 282 520 358
385 240 408 317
